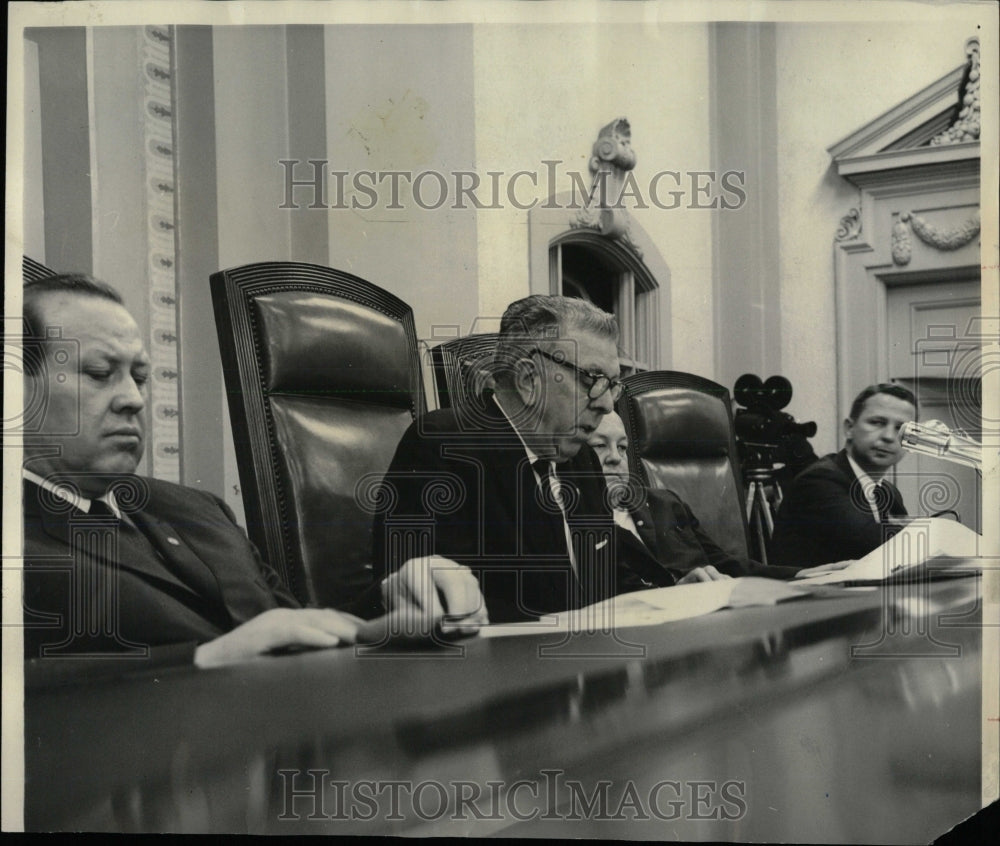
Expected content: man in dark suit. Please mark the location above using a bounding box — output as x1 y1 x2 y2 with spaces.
768 383 917 569
587 411 757 586
20 274 484 669
373 295 725 624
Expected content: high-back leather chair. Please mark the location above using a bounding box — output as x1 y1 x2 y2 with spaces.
430 332 499 412
617 371 751 559
211 262 425 607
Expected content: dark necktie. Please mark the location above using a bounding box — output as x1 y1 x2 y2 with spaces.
87 499 118 520
874 481 894 522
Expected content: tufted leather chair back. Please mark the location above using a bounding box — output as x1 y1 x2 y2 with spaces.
618 371 750 559
211 262 425 607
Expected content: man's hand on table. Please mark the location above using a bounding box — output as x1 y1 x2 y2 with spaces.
794 559 853 578
677 565 731 583
194 607 362 668
380 555 489 636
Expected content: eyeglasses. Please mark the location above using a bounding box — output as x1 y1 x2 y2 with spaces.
531 348 623 402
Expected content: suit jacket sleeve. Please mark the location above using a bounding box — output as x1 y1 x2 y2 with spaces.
207 489 384 618
206 494 301 608
644 490 755 578
23 480 303 678
683 503 755 577
209 492 301 610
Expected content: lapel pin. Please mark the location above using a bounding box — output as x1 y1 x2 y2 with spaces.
166 537 180 546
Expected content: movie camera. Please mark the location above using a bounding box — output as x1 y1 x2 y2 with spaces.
733 374 818 481
732 374 818 563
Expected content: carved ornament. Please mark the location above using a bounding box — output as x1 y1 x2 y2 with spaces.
891 217 912 265
572 117 642 256
892 210 980 265
835 208 862 241
931 37 980 145
905 210 980 250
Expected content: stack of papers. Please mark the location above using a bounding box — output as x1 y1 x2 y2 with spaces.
478 577 817 638
794 518 982 585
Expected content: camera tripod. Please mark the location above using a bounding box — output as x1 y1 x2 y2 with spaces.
744 465 782 565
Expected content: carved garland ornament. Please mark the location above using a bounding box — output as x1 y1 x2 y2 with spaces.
931 37 980 146
891 211 980 265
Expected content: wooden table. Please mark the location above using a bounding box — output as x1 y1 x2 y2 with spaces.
24 575 987 839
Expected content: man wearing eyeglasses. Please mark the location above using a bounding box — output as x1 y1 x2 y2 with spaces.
373 295 724 624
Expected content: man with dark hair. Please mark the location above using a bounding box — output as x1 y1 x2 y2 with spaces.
768 382 918 569
373 294 724 624
21 274 483 669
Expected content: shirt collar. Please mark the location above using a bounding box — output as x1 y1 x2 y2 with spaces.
22 468 124 519
846 452 881 492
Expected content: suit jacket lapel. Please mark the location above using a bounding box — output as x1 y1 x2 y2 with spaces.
474 400 623 604
835 449 907 520
629 501 660 556
834 449 856 488
24 481 197 598
476 400 568 558
124 478 284 627
128 507 224 604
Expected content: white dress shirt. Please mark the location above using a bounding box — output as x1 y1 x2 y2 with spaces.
22 468 124 520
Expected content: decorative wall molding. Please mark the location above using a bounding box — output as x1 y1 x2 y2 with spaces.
829 37 980 180
835 208 862 241
830 34 981 432
930 38 980 145
141 25 181 482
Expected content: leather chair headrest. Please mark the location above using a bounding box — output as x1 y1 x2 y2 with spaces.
255 292 415 407
630 388 732 459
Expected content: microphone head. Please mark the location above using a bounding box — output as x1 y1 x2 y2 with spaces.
900 420 981 469
901 420 949 449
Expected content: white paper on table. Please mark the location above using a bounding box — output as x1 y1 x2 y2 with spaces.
796 518 982 585
478 577 817 638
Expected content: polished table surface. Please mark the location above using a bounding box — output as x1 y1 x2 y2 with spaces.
24 575 987 839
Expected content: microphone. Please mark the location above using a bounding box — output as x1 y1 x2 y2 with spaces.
899 420 981 470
